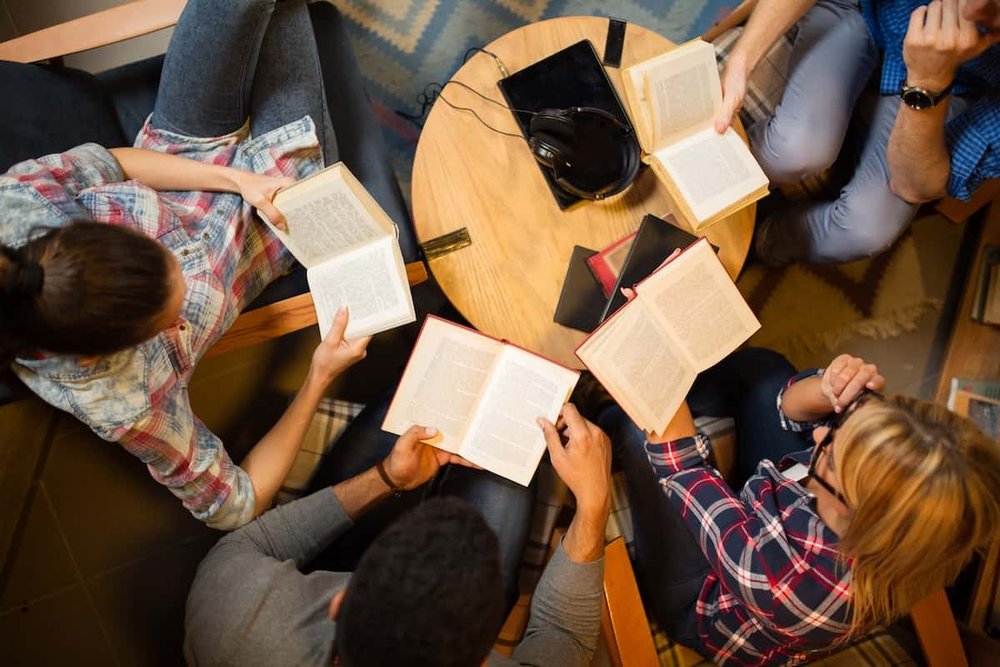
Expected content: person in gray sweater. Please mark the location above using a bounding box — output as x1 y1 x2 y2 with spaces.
184 402 612 666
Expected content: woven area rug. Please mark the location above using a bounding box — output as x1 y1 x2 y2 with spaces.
331 0 738 196
736 211 963 370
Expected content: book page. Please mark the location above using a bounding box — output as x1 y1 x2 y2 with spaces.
637 239 760 371
271 164 387 267
651 127 768 222
577 300 697 433
459 347 579 486
382 318 503 454
639 40 720 148
306 235 415 340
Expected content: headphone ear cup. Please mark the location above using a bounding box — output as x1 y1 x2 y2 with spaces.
529 131 575 169
529 111 577 169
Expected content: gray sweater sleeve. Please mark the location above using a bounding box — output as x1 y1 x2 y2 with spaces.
505 542 604 667
209 487 354 567
185 489 354 666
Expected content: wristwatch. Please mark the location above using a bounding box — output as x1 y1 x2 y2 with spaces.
900 79 953 110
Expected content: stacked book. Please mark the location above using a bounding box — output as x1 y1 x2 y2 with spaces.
947 377 1000 441
970 244 1000 325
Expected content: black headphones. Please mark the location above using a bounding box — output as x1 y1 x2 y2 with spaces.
528 106 642 200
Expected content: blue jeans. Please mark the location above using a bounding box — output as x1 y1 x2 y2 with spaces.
750 0 968 264
306 392 535 614
599 348 809 651
150 0 425 262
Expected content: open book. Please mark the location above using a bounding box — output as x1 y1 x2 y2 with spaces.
267 163 415 340
576 238 760 434
621 39 769 231
383 316 580 485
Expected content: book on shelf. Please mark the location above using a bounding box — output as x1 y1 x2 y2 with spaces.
382 316 580 485
620 39 769 231
971 245 1000 325
946 377 1000 440
266 163 416 340
576 238 760 434
947 377 1000 409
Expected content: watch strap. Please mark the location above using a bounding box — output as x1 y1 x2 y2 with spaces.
375 459 402 496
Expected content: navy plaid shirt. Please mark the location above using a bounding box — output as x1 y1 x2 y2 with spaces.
644 369 855 665
859 0 1000 200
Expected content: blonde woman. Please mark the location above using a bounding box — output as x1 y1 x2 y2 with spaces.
593 348 1000 665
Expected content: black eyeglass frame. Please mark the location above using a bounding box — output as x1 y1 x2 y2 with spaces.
807 389 884 507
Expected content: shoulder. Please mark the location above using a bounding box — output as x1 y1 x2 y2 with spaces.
185 561 344 667
12 340 179 439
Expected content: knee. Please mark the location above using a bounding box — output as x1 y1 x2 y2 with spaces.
752 118 842 183
823 196 915 261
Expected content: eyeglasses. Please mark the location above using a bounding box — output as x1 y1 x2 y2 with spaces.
807 389 883 507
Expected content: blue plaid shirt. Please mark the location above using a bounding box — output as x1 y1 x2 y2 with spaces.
859 0 1000 200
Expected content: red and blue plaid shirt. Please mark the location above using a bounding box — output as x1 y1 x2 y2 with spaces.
644 370 854 665
4 117 323 530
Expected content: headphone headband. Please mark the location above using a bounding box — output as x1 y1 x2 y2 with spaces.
527 107 641 201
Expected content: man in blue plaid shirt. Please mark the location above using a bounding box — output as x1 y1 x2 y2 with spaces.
717 0 1000 265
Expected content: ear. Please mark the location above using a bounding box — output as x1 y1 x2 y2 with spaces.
329 589 347 621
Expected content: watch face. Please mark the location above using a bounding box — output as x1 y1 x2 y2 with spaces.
902 88 934 110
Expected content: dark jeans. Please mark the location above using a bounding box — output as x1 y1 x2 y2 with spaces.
599 348 810 650
306 391 535 614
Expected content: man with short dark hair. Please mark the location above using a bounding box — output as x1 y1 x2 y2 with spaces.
183 402 612 666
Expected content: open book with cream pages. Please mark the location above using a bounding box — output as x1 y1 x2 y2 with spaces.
620 39 769 231
383 316 580 485
576 238 759 434
266 162 415 340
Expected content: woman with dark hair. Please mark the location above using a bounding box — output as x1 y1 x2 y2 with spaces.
0 0 388 529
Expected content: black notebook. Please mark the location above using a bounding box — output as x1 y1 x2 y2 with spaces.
498 39 634 210
554 245 606 333
554 215 702 333
599 214 700 322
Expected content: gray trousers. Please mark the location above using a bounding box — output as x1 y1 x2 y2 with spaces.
751 0 967 264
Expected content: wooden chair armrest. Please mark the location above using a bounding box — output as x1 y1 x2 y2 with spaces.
911 588 969 667
935 178 1000 224
701 0 758 43
205 260 429 360
601 537 659 666
0 0 186 64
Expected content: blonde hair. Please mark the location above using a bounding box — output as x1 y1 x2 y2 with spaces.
834 396 1000 633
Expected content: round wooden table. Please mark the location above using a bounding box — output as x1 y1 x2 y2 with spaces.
412 16 755 368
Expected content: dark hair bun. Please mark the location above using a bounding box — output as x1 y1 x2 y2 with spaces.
2 249 44 297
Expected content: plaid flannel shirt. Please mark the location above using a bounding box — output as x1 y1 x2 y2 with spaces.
644 369 854 666
858 0 1000 200
4 117 322 530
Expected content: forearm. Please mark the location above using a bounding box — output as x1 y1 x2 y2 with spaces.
563 505 609 563
779 375 832 422
887 104 952 203
647 400 697 445
728 0 817 73
108 147 245 193
332 467 394 520
241 370 332 516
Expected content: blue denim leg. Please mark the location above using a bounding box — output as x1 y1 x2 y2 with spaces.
437 465 536 614
750 0 879 183
305 390 533 615
600 406 709 648
152 0 336 162
305 391 425 572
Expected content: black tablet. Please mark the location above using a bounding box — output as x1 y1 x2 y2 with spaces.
498 39 633 210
